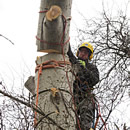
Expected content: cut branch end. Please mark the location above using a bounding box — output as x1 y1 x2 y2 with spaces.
46 5 62 21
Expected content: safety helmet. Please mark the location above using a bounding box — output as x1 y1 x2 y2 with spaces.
76 42 93 60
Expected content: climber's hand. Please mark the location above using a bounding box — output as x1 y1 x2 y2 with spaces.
77 60 86 68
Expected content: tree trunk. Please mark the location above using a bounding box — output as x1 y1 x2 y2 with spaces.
33 0 76 130
36 0 72 54
34 54 75 130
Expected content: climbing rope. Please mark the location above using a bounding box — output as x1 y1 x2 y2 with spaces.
59 13 81 130
94 102 107 130
36 10 70 47
34 59 71 126
35 9 82 130
34 64 42 125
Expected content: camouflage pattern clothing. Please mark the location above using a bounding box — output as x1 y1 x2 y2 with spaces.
74 61 99 130
67 45 99 130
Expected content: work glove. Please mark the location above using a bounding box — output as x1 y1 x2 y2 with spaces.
77 60 86 68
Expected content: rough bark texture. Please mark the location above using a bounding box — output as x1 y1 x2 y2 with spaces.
34 53 75 130
36 0 72 54
24 0 76 129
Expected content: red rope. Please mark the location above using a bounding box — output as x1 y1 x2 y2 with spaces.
36 10 70 46
34 64 42 125
39 10 48 13
36 36 70 46
34 60 71 126
35 10 81 130
59 14 81 130
94 102 107 130
65 72 81 130
60 14 67 44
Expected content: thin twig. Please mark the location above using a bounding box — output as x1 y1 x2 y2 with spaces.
0 90 65 130
0 34 14 45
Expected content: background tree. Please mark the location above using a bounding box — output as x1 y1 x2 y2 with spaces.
73 5 130 129
0 81 33 129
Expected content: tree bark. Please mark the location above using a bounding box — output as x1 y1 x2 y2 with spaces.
36 0 72 54
25 0 76 129
34 53 76 130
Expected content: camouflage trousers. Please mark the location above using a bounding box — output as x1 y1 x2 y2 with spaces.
75 93 96 130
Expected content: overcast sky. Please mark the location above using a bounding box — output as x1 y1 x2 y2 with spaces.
0 0 130 127
0 0 129 77
0 0 129 74
0 0 104 88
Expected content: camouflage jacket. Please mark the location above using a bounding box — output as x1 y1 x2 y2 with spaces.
67 44 99 92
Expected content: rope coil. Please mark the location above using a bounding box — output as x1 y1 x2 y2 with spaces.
35 59 71 73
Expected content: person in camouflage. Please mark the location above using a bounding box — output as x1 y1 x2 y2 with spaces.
67 42 99 130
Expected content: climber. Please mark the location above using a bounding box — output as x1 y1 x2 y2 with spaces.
67 42 99 130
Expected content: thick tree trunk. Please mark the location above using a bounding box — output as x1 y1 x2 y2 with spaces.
34 54 75 130
36 0 72 54
33 0 76 129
